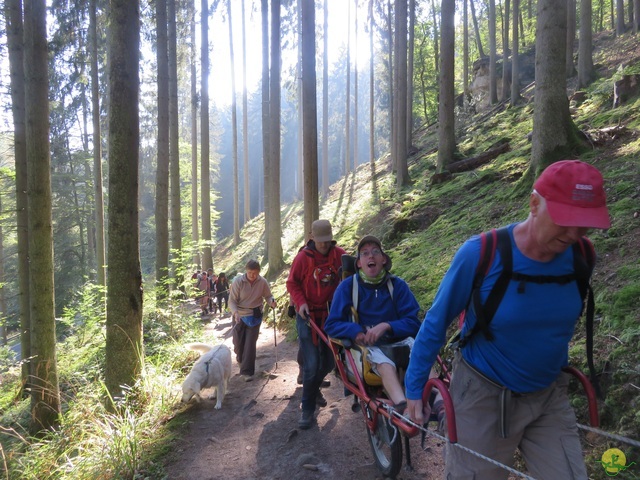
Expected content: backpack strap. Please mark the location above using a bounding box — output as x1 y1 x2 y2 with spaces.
573 237 600 397
459 227 508 345
351 274 394 323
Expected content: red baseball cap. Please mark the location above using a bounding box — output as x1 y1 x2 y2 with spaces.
534 160 611 229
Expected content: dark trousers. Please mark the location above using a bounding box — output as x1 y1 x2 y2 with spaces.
232 319 261 376
296 314 335 412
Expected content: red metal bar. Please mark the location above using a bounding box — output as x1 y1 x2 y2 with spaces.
562 366 600 427
422 377 457 443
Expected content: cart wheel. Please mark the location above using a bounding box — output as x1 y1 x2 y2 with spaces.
367 415 403 478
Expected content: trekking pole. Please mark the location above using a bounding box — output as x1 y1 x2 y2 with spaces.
272 306 278 371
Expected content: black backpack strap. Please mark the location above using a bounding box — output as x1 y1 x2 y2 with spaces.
466 227 511 343
459 228 501 346
574 237 601 398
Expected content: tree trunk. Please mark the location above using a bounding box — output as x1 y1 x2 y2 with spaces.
297 0 304 200
387 0 394 169
267 0 284 275
616 0 625 34
155 0 170 298
323 0 330 189
200 0 212 270
489 0 498 104
566 0 577 77
634 0 640 33
437 0 456 172
354 1 359 168
578 0 596 88
105 0 143 403
5 0 31 391
345 1 351 174
531 0 581 173
407 0 415 150
502 0 511 101
369 0 375 164
302 0 320 237
168 0 182 283
24 0 61 433
261 0 270 258
0 197 5 345
511 0 521 105
394 0 409 187
469 0 485 58
89 0 106 291
241 0 250 223
228 0 241 245
190 0 200 268
463 0 469 94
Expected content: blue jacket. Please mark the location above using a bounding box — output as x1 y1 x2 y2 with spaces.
404 223 586 400
324 273 421 342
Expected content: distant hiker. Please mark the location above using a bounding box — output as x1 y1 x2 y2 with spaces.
325 235 421 413
215 272 230 315
195 269 210 316
229 260 276 382
405 160 611 479
208 269 218 314
286 219 347 429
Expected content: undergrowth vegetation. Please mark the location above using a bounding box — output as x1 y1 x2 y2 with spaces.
1 34 639 480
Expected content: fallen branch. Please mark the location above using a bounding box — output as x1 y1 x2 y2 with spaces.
446 141 510 173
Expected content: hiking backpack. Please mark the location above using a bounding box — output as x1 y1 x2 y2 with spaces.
456 227 599 394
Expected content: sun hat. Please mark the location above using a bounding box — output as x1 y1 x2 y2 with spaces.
311 219 334 242
357 235 392 271
533 160 610 229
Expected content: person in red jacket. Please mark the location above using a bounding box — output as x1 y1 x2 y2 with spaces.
286 219 347 429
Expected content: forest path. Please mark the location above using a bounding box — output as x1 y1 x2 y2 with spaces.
162 311 445 480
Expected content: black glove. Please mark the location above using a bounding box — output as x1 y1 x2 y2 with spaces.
287 305 296 318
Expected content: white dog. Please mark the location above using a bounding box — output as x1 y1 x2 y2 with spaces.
181 343 232 409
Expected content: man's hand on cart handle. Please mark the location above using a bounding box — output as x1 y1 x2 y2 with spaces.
407 398 431 425
298 303 310 318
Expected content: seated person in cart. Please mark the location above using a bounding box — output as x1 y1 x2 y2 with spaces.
324 235 421 410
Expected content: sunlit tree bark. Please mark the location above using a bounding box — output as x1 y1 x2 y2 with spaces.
105 0 143 402
5 0 31 391
436 0 456 172
24 0 61 433
89 0 106 291
200 0 213 270
261 0 270 256
531 0 581 173
155 0 170 298
228 0 240 245
267 0 284 275
241 0 250 223
394 0 409 187
190 0 200 268
322 0 330 190
302 0 319 234
578 0 596 88
168 0 182 283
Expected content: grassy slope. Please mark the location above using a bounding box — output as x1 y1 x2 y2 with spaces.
212 32 640 457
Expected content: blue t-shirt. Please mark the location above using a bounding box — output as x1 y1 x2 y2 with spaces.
405 223 585 399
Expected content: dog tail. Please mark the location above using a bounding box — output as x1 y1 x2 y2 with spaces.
184 342 215 354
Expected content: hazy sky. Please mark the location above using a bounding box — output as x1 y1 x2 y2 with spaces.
208 0 373 107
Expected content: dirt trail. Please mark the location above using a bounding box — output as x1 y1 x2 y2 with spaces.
162 312 445 480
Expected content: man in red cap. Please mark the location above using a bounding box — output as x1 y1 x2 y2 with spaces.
405 160 610 479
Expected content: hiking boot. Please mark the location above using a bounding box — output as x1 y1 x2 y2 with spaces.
241 375 254 382
298 410 314 430
316 392 327 408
